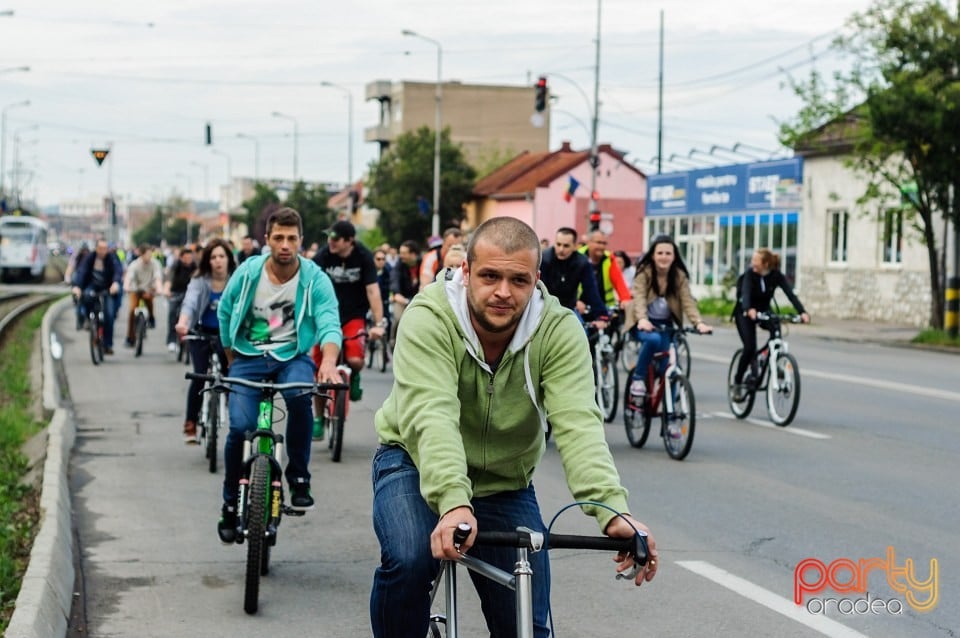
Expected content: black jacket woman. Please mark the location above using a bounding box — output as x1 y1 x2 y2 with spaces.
733 248 810 386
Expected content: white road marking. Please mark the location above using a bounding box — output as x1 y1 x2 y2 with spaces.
709 411 832 439
696 353 960 403
676 560 870 638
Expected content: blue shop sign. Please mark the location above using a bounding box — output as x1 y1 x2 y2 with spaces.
647 158 803 216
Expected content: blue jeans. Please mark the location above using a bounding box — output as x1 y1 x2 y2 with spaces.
370 445 550 638
631 322 671 385
222 353 316 503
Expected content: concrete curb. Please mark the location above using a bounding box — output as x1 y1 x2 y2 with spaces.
6 296 75 638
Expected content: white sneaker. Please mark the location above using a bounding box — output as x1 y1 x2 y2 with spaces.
629 380 647 400
167 342 177 353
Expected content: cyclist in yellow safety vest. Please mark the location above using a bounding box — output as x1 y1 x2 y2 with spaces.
578 229 632 314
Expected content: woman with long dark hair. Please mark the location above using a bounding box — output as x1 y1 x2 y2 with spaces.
624 235 711 401
175 238 237 443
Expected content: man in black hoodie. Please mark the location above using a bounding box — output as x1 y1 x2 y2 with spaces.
539 227 606 321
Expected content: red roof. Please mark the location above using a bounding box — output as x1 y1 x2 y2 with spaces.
473 142 643 198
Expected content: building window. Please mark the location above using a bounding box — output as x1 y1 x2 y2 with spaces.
882 208 903 264
829 209 849 263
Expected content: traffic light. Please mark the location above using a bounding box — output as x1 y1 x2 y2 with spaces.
535 76 547 113
205 122 212 145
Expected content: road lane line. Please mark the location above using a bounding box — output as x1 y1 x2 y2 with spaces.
709 411 832 439
676 560 869 638
696 353 960 403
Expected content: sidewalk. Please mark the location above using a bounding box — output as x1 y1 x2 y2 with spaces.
798 316 921 345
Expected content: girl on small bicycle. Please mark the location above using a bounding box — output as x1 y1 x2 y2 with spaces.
625 234 711 400
175 239 237 443
733 248 810 387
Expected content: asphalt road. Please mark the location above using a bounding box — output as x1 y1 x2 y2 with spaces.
58 301 957 638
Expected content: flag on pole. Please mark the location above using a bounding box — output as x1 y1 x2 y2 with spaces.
416 196 431 217
563 175 580 202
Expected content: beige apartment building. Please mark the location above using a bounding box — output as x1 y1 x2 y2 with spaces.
364 80 550 167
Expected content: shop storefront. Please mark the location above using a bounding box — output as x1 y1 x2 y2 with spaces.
646 158 803 294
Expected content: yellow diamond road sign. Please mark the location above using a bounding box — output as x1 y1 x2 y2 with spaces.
91 148 110 166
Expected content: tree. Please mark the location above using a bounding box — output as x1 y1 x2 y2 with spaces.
284 181 334 245
241 183 281 241
366 126 476 245
779 0 960 329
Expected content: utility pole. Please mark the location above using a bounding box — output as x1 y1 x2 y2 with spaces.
587 0 602 231
657 10 664 175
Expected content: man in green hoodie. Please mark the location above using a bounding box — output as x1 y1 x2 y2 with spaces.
370 217 659 637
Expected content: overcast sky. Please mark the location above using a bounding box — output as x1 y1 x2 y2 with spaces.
1 0 877 208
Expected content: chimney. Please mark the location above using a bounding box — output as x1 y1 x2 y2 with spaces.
560 141 572 152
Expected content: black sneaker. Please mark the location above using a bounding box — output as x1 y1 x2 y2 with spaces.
289 479 314 511
217 503 238 544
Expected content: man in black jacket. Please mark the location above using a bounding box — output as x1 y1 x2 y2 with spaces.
388 239 421 349
71 238 124 354
539 227 607 321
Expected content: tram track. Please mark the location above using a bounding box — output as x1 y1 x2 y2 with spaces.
0 293 62 343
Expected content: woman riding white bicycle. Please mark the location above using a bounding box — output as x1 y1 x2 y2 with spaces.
732 248 810 398
625 235 711 402
175 239 237 443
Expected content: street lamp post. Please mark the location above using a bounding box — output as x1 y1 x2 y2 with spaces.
1 99 30 198
402 29 442 237
236 133 260 181
272 111 299 183
320 81 354 186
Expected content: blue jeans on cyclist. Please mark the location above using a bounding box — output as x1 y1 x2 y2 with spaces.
370 445 551 638
222 353 316 505
630 319 671 394
185 328 227 425
80 288 118 350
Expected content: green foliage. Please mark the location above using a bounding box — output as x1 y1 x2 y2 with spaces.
359 226 388 251
697 297 736 319
131 199 197 248
0 309 45 632
366 126 476 245
239 181 333 247
284 181 334 245
912 328 960 347
240 183 281 241
778 0 960 329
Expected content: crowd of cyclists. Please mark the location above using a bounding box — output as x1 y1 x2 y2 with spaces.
65 210 811 633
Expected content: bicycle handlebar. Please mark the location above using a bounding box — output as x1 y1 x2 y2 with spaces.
455 526 648 564
184 372 348 393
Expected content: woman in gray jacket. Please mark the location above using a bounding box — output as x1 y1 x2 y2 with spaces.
175 239 236 443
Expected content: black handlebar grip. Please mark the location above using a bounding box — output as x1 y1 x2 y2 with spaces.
453 522 472 547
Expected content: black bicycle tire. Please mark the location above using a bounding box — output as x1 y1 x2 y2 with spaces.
601 353 618 423
767 352 801 426
365 339 374 369
622 374 650 448
727 349 756 418
662 374 695 460
329 390 346 462
207 396 218 473
243 455 270 614
135 314 146 357
378 335 389 373
88 313 101 365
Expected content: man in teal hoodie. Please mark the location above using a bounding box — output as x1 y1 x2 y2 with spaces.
370 217 659 637
215 207 342 544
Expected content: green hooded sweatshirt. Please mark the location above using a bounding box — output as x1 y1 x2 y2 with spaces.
375 268 631 532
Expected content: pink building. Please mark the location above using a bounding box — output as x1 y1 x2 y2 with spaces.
464 142 647 256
